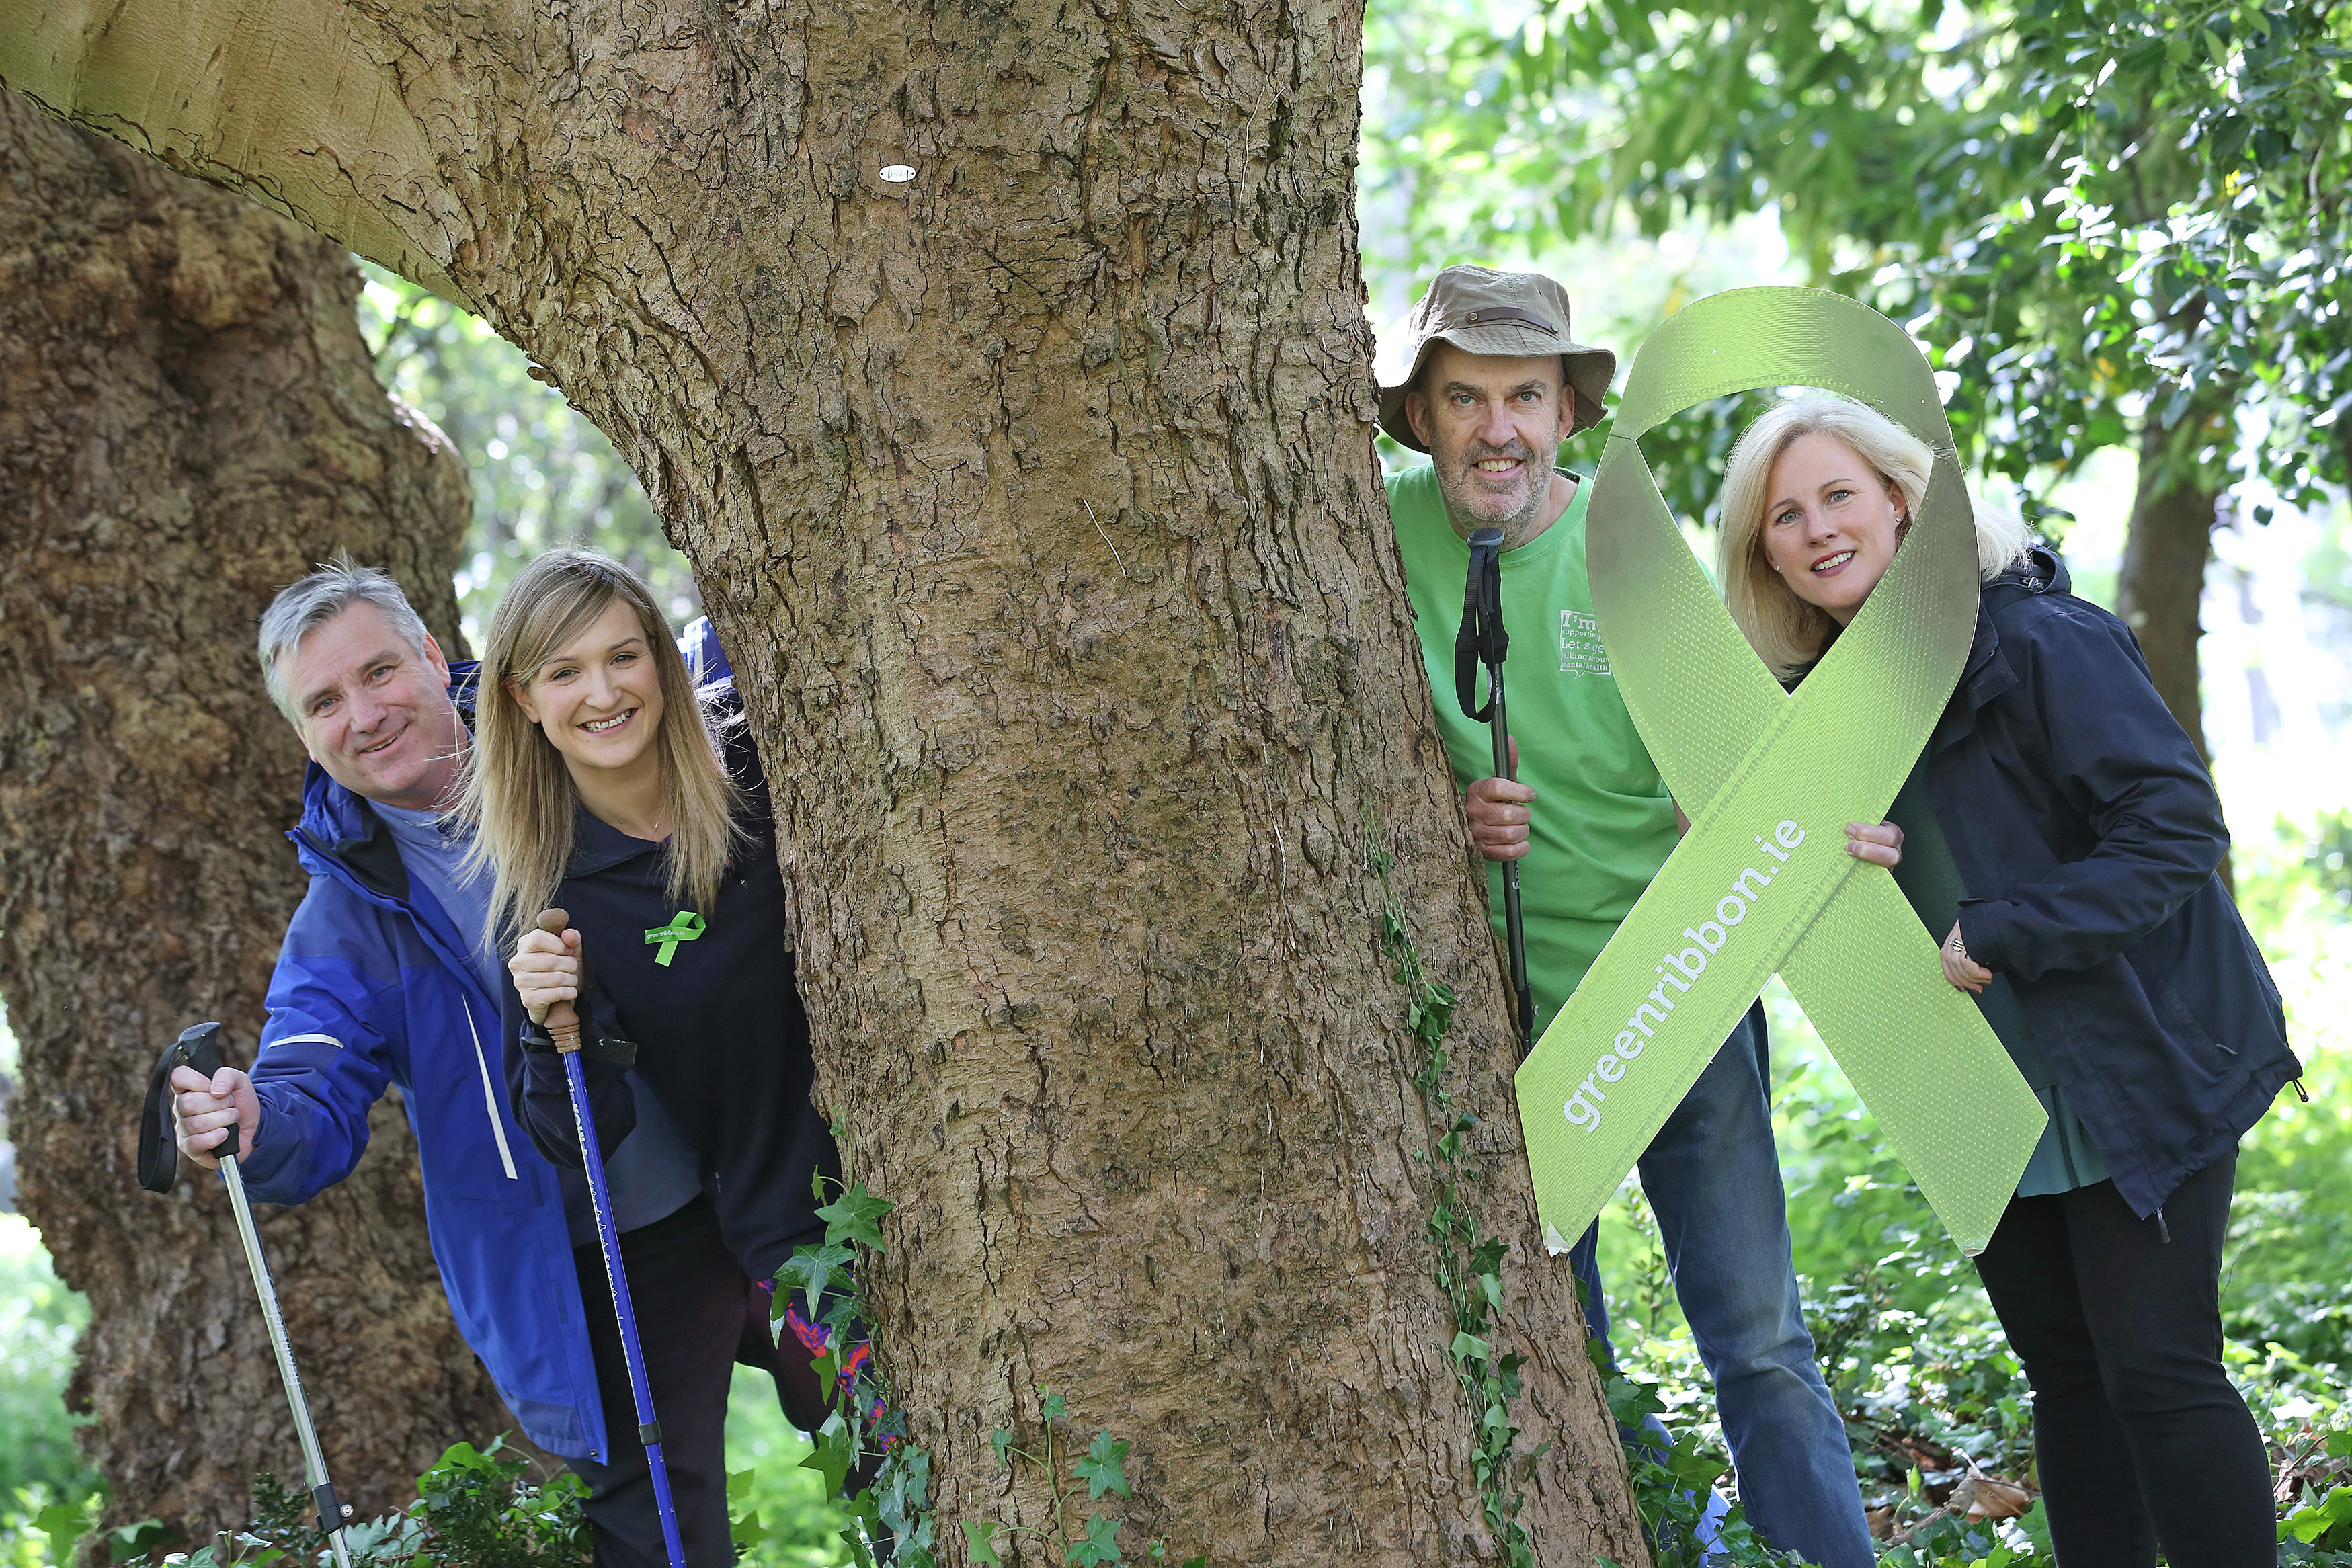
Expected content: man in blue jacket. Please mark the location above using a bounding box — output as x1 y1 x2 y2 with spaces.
169 559 803 1565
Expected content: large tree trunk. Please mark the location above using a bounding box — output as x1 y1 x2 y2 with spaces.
1 2 1648 1561
0 93 515 1542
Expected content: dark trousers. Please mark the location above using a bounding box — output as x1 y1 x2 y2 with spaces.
571 1196 833 1568
1971 1151 2273 1567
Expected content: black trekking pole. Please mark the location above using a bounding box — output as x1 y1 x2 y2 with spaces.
1456 526 1536 1050
138 1023 354 1568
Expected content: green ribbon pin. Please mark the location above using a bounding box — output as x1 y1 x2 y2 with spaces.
1514 287 2047 1257
644 911 706 967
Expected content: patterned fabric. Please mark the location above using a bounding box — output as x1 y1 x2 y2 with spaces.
766 1282 885 1428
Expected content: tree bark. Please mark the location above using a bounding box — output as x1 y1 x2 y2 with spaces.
0 3 1649 1561
2115 391 2231 765
0 93 514 1542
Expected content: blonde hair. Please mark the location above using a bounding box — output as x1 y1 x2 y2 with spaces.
1717 393 2031 678
460 548 743 955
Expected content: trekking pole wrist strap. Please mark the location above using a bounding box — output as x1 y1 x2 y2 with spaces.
1454 532 1509 720
137 1022 227 1194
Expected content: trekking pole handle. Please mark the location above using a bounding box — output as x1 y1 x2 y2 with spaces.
138 1022 228 1193
534 910 585 1055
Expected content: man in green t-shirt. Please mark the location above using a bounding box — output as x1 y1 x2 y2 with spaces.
1379 265 1871 1567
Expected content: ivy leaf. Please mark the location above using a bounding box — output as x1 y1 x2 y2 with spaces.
962 1520 1004 1565
774 1241 854 1323
1073 1431 1133 1499
1664 1434 1730 1491
798 1413 856 1499
1039 1387 1068 1421
816 1182 894 1251
991 1428 1013 1470
1604 1374 1665 1428
30 1500 90 1548
1067 1512 1123 1567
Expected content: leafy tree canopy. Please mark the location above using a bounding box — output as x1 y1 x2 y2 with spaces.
1363 0 2351 524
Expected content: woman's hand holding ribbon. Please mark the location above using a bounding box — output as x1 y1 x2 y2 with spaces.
1941 923 1993 995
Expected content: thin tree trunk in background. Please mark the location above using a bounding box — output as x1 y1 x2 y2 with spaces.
0 93 512 1541
2115 386 2234 888
2115 395 2230 761
0 0 1650 1555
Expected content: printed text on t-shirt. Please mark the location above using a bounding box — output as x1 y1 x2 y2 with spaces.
1560 609 1611 677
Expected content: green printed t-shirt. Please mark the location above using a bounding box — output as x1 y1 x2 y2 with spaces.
1387 462 1681 1036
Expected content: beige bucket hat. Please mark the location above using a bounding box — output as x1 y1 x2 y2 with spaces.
1377 265 1617 452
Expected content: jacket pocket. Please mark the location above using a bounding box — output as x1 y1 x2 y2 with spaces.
2124 945 2227 1069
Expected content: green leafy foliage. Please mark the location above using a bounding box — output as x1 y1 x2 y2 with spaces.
1073 1434 1132 1502
961 1389 1184 1568
0 1216 97 1503
1364 0 2352 540
770 1145 933 1568
1069 1510 1123 1567
94 1438 595 1568
812 1185 892 1254
354 268 698 652
2284 1478 2352 1549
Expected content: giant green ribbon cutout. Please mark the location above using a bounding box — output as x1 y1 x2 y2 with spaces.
1513 288 2047 1257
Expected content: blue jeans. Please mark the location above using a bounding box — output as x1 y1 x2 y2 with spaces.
1570 1005 1873 1568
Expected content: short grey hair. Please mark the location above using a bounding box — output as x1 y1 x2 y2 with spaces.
258 555 434 721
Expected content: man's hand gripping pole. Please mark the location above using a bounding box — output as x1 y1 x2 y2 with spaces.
138 1023 354 1568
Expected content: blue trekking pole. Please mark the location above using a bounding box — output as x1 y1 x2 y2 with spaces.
534 909 687 1568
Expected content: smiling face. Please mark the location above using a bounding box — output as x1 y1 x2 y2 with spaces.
282 601 462 810
508 595 666 792
1757 431 1910 626
1405 342 1577 545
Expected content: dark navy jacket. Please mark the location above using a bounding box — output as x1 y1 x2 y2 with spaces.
1924 548 2298 1216
502 695 838 1285
240 660 609 1462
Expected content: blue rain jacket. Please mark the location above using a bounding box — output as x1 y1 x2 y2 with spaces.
1928 550 2300 1217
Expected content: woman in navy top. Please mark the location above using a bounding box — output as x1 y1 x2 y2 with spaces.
1717 394 2296 1568
463 546 848 1567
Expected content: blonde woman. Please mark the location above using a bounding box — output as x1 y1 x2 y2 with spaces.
464 548 850 1567
1717 394 2295 1566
